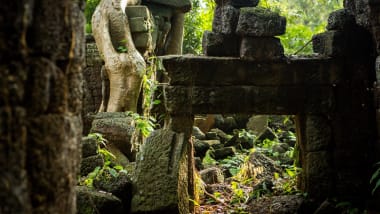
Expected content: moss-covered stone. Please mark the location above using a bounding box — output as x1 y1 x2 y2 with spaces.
76 186 124 214
236 7 286 36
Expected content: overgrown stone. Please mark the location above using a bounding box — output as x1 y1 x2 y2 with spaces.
131 129 190 214
76 186 124 214
255 127 278 143
240 37 284 60
194 140 211 158
80 154 104 176
82 136 98 158
210 128 232 143
246 115 268 135
210 146 236 160
202 31 239 56
90 112 137 161
212 4 240 34
193 126 206 140
200 167 225 184
236 7 286 36
327 9 356 31
93 171 133 212
205 131 219 140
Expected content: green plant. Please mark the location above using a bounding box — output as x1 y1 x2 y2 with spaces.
183 0 215 54
273 165 301 195
125 111 156 138
370 161 380 195
79 133 127 188
85 0 101 33
230 181 249 205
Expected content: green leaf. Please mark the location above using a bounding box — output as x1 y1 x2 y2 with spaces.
372 179 380 195
370 168 380 184
108 168 118 177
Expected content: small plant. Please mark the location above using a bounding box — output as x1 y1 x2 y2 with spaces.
117 39 128 53
125 111 156 138
79 133 127 188
370 161 380 195
230 181 249 205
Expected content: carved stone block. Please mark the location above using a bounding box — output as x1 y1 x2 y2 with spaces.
236 7 286 36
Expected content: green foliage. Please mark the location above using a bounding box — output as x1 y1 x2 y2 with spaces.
79 133 127 188
259 0 343 54
370 162 380 195
125 111 156 137
85 0 101 33
183 0 215 54
220 150 250 176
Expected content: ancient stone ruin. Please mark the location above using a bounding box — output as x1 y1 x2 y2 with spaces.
79 0 380 213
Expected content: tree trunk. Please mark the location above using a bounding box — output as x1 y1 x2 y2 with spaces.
0 0 84 213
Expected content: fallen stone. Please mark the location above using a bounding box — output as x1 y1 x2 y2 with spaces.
93 171 133 211
246 115 268 135
194 139 211 158
212 4 240 34
205 131 219 140
80 154 104 176
200 167 225 184
248 151 282 180
202 31 239 56
192 126 206 140
90 112 137 161
255 127 278 144
131 129 191 214
82 136 98 158
76 186 124 214
210 128 232 143
236 7 286 36
240 37 284 60
210 146 236 160
195 157 204 170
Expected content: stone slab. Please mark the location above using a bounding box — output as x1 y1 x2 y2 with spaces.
125 6 150 18
142 0 191 12
202 31 239 56
159 55 343 86
129 17 149 33
326 9 356 31
212 4 240 34
236 7 286 36
131 129 190 214
240 37 284 60
162 85 335 114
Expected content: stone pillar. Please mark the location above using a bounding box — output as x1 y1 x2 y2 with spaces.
0 0 84 213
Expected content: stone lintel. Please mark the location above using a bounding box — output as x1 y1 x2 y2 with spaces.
159 55 342 86
163 85 335 115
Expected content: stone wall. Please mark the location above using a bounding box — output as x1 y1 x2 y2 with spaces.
83 35 103 134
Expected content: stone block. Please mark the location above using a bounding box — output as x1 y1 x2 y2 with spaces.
305 115 331 152
131 129 191 214
304 151 332 198
202 31 239 56
76 186 124 214
81 136 98 158
240 37 284 60
212 4 240 34
125 6 151 18
312 31 344 56
210 146 236 160
143 0 192 12
131 32 152 49
90 112 137 161
93 171 133 211
326 9 356 31
236 7 286 36
129 17 149 33
194 139 210 158
215 0 259 7
80 154 104 176
200 167 224 184
246 115 268 135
